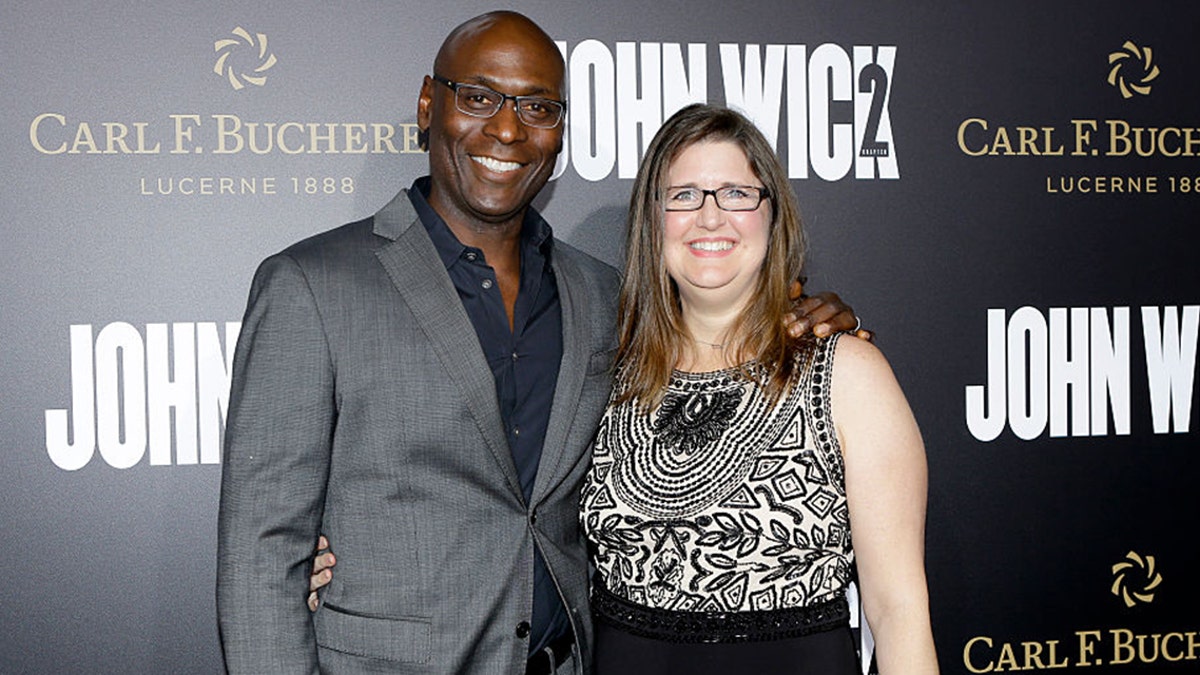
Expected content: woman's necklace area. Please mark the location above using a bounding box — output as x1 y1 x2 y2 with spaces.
683 334 736 374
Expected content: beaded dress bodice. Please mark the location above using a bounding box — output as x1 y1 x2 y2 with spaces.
581 335 852 614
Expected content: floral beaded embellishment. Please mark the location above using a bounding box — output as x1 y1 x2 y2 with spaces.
654 388 742 455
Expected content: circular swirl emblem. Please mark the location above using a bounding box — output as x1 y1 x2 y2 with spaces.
214 27 277 90
1107 41 1159 99
1110 551 1162 607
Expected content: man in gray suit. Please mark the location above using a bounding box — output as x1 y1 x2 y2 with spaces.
217 10 857 674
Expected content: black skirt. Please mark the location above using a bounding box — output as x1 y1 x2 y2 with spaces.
595 619 860 675
591 582 860 675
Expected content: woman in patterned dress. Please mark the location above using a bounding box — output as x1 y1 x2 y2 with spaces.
577 104 937 674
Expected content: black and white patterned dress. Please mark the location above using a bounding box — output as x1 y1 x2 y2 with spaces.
581 335 859 674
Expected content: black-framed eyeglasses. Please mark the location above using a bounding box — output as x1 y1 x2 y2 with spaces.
431 74 566 129
663 185 770 212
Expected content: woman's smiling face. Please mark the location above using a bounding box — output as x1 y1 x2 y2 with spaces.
662 140 771 313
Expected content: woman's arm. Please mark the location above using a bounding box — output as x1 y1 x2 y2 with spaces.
831 335 939 674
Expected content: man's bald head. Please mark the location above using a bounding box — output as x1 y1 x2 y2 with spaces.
434 11 563 86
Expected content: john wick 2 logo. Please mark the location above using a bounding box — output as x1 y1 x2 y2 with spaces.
965 306 1197 442
963 553 1196 671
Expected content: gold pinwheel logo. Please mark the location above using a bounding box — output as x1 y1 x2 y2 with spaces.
1107 41 1159 99
1111 551 1162 607
214 27 277 90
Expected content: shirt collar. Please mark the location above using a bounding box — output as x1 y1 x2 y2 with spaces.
407 176 554 271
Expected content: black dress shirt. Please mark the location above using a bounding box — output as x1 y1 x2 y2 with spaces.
409 177 569 655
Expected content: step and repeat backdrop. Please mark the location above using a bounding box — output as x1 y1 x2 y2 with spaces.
3 1 1196 672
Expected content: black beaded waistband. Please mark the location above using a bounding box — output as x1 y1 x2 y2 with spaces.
591 580 849 644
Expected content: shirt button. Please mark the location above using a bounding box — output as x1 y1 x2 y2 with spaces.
465 251 477 262
512 352 519 361
513 427 521 437
481 279 493 289
515 621 531 638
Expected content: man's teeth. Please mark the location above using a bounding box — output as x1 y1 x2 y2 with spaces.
690 240 733 251
472 156 522 173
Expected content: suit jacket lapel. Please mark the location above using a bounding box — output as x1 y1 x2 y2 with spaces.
531 248 589 505
371 190 524 501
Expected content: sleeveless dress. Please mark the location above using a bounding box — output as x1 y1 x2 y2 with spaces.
580 335 859 674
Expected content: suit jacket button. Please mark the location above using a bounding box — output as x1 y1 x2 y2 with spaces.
530 511 538 524
515 621 531 638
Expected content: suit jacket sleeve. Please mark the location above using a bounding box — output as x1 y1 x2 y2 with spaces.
217 252 334 673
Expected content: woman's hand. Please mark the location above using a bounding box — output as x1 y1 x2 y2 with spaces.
307 535 336 612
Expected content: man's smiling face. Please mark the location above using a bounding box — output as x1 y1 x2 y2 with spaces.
418 13 565 234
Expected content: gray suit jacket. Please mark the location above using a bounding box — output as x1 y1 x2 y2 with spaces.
217 187 620 674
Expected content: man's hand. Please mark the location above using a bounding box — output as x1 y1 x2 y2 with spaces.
785 280 872 340
307 535 336 612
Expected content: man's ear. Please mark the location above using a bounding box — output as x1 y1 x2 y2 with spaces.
417 75 434 129
416 76 434 151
